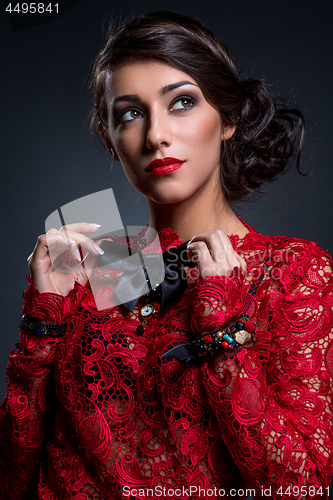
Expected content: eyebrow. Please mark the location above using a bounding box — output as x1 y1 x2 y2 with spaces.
113 81 198 104
161 80 198 95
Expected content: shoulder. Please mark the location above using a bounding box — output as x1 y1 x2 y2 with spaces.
241 229 333 287
243 229 332 262
274 236 333 291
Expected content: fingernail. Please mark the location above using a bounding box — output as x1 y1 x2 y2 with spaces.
89 223 101 228
93 244 104 255
75 249 82 261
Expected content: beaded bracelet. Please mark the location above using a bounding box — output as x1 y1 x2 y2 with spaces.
19 316 67 337
192 314 256 358
161 256 275 364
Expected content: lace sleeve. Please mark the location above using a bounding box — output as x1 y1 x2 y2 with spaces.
195 242 333 499
0 279 86 499
190 272 245 332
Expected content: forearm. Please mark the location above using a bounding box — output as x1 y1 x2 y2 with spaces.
0 279 86 498
0 333 59 498
201 348 332 498
191 268 333 498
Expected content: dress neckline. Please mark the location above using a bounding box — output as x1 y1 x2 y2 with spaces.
157 218 257 252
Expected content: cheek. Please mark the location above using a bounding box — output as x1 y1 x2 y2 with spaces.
115 136 144 186
201 114 222 146
183 113 222 154
113 131 141 168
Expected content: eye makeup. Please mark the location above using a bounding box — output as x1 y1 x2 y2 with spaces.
114 91 199 124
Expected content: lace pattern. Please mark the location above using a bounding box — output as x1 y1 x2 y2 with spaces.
1 225 333 499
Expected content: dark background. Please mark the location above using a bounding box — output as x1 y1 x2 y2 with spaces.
0 0 332 413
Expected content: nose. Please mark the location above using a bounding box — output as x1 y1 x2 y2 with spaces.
145 110 173 150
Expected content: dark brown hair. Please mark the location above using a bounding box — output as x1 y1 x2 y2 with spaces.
91 11 304 202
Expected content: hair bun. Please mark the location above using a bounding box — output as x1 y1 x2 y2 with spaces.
238 79 275 139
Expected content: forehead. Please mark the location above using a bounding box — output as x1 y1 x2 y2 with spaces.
105 60 198 99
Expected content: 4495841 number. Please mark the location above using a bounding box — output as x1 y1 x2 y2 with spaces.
276 486 329 496
6 3 59 14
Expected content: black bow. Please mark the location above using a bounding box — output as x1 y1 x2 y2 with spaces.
97 239 195 313
160 342 197 364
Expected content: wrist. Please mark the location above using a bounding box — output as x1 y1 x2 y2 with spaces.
19 316 67 337
191 273 245 332
22 276 85 323
193 314 256 358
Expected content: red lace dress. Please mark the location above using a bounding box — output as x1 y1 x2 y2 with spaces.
1 225 333 500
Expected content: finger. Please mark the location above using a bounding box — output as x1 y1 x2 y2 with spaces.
57 222 99 255
60 231 104 257
189 230 231 263
27 234 51 267
187 241 218 277
187 240 213 265
43 233 76 266
72 247 98 275
188 233 228 274
51 247 97 276
29 233 76 270
46 237 102 276
28 234 62 286
46 229 104 259
187 230 247 277
237 255 248 275
59 222 101 234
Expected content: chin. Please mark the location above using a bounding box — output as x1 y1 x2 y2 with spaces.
135 183 189 204
146 190 190 205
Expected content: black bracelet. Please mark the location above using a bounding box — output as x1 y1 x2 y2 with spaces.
19 316 67 337
160 314 256 363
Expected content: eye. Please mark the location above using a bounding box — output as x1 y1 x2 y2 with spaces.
118 108 143 122
171 96 196 111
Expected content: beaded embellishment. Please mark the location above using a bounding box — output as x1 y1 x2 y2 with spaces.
19 316 67 337
161 256 274 362
190 257 274 358
192 314 256 358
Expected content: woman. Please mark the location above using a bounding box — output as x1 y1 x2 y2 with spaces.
1 10 332 500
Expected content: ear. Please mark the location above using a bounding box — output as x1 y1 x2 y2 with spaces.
98 122 120 161
221 124 236 141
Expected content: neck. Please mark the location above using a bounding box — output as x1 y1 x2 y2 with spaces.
147 185 248 242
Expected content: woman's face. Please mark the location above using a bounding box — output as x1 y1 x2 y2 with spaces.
103 60 234 204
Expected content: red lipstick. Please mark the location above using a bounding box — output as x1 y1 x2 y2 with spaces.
146 157 184 176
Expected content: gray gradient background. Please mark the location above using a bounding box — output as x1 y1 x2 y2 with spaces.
0 0 332 421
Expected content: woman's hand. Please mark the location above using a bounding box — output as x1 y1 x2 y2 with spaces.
27 223 104 296
186 229 247 278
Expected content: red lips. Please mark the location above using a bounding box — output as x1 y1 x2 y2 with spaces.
146 157 184 176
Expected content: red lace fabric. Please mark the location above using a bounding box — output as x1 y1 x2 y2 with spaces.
1 225 333 500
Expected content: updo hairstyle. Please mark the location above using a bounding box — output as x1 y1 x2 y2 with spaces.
91 11 304 202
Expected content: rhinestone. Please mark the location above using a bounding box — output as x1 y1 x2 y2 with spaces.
234 330 251 345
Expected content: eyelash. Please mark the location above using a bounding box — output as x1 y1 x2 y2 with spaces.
170 95 197 111
116 95 197 123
